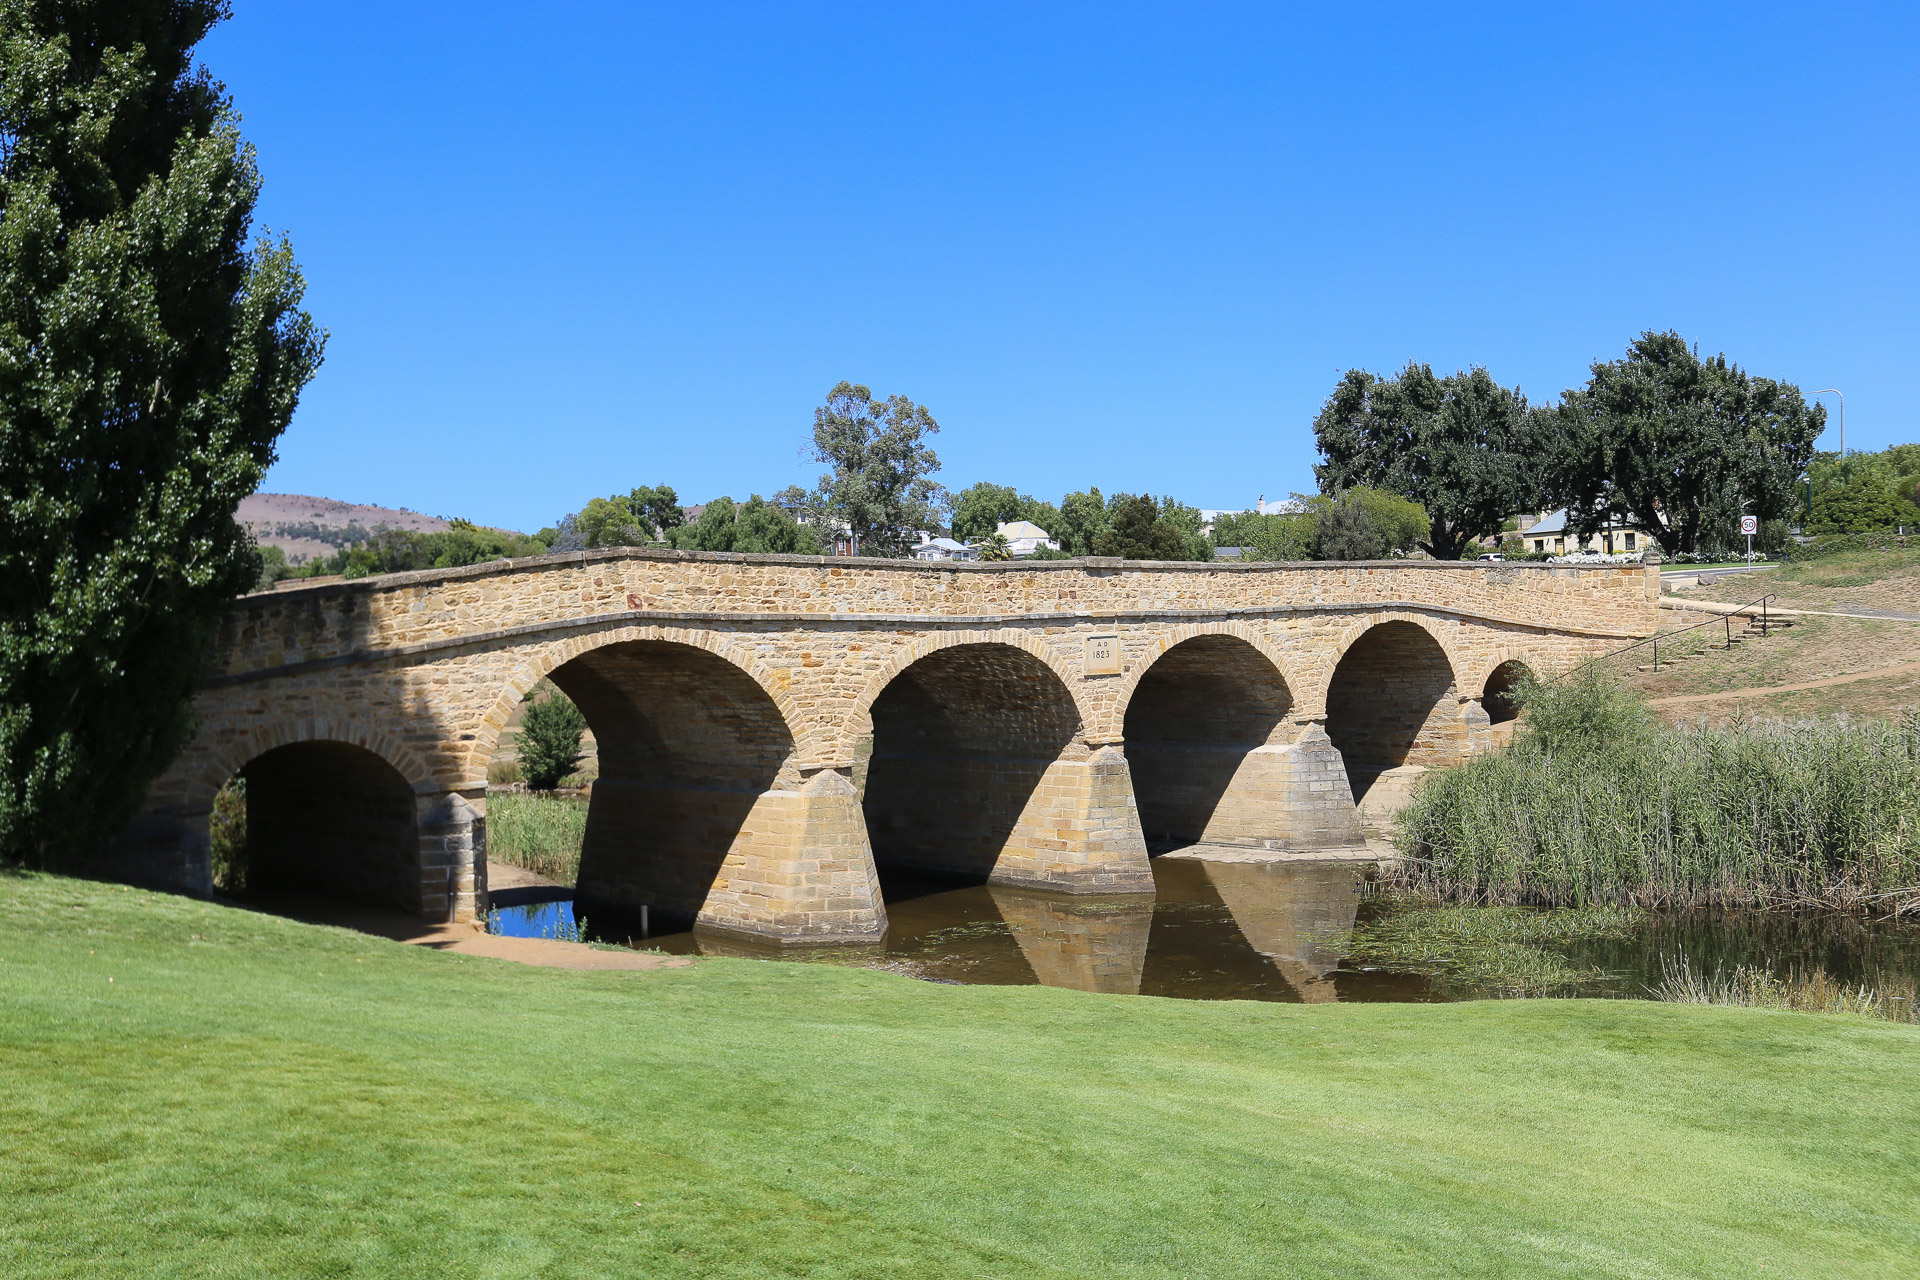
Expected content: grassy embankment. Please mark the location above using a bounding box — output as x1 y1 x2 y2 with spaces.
1682 542 1920 615
1396 673 1920 915
4 870 1919 1279
1623 609 1920 722
1626 546 1920 722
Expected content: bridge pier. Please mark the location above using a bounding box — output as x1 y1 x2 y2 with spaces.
575 767 888 945
418 790 486 924
979 746 1155 894
1140 721 1367 853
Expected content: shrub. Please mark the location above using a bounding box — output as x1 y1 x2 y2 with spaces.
1314 493 1385 560
209 777 248 892
518 694 588 791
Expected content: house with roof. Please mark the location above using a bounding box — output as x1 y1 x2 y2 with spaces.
1522 508 1657 556
993 520 1060 557
912 534 976 561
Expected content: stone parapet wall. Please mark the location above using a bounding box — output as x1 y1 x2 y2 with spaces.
214 550 1659 680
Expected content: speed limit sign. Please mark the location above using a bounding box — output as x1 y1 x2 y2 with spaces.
1740 515 1758 535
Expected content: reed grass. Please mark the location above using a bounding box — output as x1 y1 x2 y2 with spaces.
1651 954 1920 1023
485 791 589 885
1395 672 1920 913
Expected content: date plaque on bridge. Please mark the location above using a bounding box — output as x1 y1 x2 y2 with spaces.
1084 634 1121 676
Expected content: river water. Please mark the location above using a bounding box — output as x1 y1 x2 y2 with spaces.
486 855 1920 1004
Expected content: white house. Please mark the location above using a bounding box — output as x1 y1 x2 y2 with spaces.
993 520 1060 557
913 534 976 562
1522 508 1656 556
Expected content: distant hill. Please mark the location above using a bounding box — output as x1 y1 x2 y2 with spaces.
237 493 452 564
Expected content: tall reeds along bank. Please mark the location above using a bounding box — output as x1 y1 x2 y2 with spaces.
485 792 589 886
1394 673 1920 913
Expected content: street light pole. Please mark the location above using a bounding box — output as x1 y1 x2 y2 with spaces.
1814 388 1845 455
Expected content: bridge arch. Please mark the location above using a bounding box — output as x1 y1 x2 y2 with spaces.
844 628 1082 754
506 634 806 936
467 622 805 790
859 639 1125 891
182 717 439 813
1102 621 1303 742
1321 616 1465 806
1120 632 1297 851
223 735 430 915
1480 656 1536 726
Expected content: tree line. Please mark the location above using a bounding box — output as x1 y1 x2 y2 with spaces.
1314 331 1833 559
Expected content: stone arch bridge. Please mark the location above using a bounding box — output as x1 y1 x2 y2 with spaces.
117 550 1660 944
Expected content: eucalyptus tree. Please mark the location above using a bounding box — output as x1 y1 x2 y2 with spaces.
788 382 945 557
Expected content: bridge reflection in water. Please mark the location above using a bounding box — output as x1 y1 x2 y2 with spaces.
651 854 1376 1003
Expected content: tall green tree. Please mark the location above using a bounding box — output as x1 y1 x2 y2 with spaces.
667 495 822 554
628 484 685 538
555 484 682 550
1312 493 1386 560
1052 488 1110 556
948 481 1061 545
0 3 323 863
1209 508 1316 561
1548 332 1823 555
517 692 587 792
1809 470 1914 534
1093 494 1189 560
1313 364 1539 560
788 382 945 557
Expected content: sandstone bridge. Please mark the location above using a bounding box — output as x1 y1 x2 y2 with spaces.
116 550 1661 944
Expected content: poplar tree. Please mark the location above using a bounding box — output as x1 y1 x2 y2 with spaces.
0 2 323 863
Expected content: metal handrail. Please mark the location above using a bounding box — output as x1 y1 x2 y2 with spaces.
1584 591 1779 674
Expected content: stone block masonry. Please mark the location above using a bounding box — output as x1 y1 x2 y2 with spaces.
112 549 1661 942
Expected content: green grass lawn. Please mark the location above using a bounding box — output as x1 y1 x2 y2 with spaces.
4 872 1918 1279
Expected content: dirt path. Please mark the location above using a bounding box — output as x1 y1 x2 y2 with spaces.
237 889 693 973
1648 659 1920 707
405 923 696 972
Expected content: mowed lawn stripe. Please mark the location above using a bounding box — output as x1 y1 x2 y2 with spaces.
2 873 1916 1279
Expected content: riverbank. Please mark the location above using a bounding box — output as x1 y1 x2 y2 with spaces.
4 871 1917 1278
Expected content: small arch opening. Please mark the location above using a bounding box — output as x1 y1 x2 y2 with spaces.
1324 621 1459 804
860 643 1080 893
1482 660 1532 726
226 740 422 915
1123 635 1293 852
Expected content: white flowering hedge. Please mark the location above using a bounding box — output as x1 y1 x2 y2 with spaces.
1546 551 1646 565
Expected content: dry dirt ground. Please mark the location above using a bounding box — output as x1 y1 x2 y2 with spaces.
1618 606 1920 725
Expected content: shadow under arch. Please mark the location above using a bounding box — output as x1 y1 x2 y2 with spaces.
466 624 804 794
1122 634 1295 852
550 639 797 934
1482 658 1533 725
240 739 423 914
1323 620 1461 804
861 642 1083 889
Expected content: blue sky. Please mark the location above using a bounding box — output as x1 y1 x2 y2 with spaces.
206 2 1918 533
